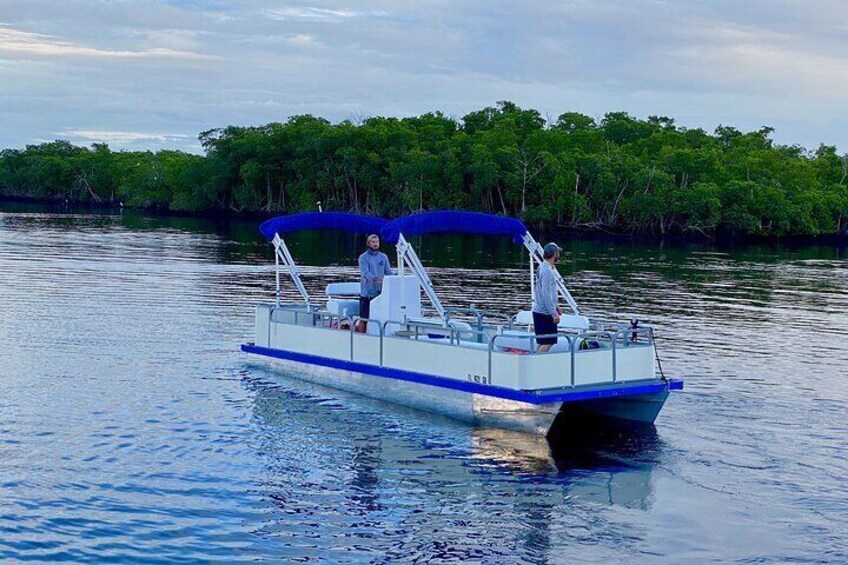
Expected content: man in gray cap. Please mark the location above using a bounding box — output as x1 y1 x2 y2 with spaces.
356 234 393 333
532 242 563 352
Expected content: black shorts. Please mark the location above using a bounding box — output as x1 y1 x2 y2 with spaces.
359 296 373 321
532 312 558 346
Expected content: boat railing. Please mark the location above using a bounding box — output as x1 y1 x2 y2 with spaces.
487 327 655 387
380 318 492 347
377 318 650 389
267 307 656 389
445 307 515 340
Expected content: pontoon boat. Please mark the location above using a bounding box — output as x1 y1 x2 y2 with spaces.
242 211 682 437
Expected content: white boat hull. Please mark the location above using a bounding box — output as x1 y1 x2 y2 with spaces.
244 347 678 437
248 355 563 435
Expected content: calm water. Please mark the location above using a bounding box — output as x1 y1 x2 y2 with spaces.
1 205 846 564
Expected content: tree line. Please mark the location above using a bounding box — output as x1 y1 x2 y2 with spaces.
1 101 846 237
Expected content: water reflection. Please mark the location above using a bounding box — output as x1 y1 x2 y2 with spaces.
472 427 657 509
247 367 658 509
239 366 665 562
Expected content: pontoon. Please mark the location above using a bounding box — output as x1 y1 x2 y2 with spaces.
242 211 682 437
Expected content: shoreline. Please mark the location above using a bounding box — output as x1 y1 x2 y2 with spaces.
2 194 846 247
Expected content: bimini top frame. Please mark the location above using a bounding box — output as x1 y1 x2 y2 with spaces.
381 211 580 324
259 212 388 310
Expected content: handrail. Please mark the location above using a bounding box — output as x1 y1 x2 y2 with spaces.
489 332 577 388
312 310 348 328
489 332 575 387
350 316 385 364
618 326 655 346
384 318 498 382
380 318 492 346
445 307 513 339
445 307 485 340
266 308 656 390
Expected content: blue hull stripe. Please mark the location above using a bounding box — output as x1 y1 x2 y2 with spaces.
241 344 683 405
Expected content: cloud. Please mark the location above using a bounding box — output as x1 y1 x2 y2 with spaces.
666 23 848 93
261 7 359 21
0 1 846 152
0 23 213 60
59 130 194 145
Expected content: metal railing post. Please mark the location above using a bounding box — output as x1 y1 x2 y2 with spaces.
611 330 617 383
488 335 495 384
274 244 281 307
350 317 355 361
570 343 575 387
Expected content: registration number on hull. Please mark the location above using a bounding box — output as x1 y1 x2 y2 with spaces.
467 373 490 385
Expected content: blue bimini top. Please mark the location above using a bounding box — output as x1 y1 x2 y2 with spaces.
381 211 528 245
259 212 389 240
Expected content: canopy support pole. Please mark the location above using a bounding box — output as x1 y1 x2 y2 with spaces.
274 241 281 307
521 232 580 315
398 247 406 319
396 233 447 324
529 251 535 309
273 233 313 310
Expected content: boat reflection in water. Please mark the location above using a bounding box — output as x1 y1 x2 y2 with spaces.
470 426 658 509
246 364 659 523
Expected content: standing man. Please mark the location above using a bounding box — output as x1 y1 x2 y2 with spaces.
357 234 393 333
532 242 563 353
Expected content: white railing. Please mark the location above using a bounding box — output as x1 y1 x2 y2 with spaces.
265 306 656 390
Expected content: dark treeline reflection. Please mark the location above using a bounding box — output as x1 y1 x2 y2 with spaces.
2 101 847 238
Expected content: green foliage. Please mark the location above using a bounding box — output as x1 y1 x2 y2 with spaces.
1 102 846 237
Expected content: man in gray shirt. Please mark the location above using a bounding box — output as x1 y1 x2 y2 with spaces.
532 242 563 352
356 234 393 333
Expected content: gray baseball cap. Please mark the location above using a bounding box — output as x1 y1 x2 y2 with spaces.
543 242 563 258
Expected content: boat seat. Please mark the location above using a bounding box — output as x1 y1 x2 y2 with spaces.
497 329 536 352
513 311 534 328
549 340 571 353
409 318 476 341
415 334 489 350
448 320 475 340
514 310 591 330
497 329 572 353
326 298 359 319
457 340 489 350
326 282 361 297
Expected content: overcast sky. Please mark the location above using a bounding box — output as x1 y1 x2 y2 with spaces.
1 0 846 153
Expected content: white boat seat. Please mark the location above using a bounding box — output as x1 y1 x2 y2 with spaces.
549 340 571 353
514 310 534 328
448 320 475 340
415 334 489 350
497 329 536 352
559 314 590 330
326 298 359 319
514 310 590 330
326 282 361 297
497 329 572 353
457 340 489 350
409 319 475 341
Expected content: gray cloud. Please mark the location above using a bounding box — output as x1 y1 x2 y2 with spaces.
0 0 845 153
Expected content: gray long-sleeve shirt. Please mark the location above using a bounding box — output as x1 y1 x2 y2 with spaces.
359 250 393 297
532 262 559 316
